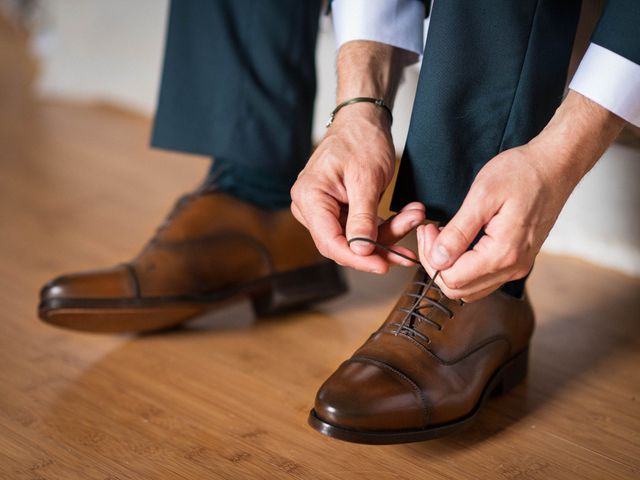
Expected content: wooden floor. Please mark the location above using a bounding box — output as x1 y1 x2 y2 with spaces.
1 17 640 480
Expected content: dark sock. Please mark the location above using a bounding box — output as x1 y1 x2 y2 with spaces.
203 157 294 211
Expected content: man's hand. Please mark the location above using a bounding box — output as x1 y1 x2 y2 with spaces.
291 41 424 273
417 91 626 301
292 103 424 273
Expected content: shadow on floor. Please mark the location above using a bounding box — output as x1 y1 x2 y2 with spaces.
40 257 640 462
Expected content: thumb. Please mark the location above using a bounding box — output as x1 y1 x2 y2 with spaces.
430 198 494 270
345 185 380 256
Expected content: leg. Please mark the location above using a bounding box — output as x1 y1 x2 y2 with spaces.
38 0 347 333
152 0 322 209
392 0 582 295
310 1 583 444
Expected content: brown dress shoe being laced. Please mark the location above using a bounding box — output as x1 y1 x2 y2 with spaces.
38 187 346 333
309 243 534 444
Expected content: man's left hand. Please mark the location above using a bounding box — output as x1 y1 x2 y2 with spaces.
416 142 575 302
417 91 625 302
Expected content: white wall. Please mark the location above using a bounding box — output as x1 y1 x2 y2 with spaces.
32 0 168 114
31 0 640 276
543 143 640 276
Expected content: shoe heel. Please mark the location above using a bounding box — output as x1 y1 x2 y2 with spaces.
251 262 348 316
493 347 529 395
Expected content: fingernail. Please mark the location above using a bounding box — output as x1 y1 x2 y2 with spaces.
431 244 450 266
350 240 372 255
410 220 420 228
371 269 383 274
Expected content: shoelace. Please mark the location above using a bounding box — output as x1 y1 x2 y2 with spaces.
150 173 224 244
149 194 196 244
348 236 460 343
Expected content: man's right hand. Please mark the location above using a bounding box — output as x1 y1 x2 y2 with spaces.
290 102 425 274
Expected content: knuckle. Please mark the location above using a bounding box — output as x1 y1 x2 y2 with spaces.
316 243 330 259
290 204 299 219
322 242 340 262
511 260 533 279
511 269 529 280
445 288 463 300
349 211 377 222
348 212 377 231
443 224 471 250
290 183 302 202
471 182 488 200
437 281 458 299
501 246 520 268
440 271 461 290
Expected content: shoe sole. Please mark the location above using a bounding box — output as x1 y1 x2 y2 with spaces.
308 346 529 444
38 262 347 333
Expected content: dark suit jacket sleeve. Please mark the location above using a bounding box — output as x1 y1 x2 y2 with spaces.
591 0 640 65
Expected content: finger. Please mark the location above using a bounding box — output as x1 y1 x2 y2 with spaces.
439 266 514 299
428 189 499 270
417 224 440 279
377 203 426 245
380 244 420 267
290 201 307 228
434 239 524 299
326 232 390 273
438 234 530 299
400 201 426 213
418 224 493 299
301 193 389 273
460 284 501 303
345 183 381 256
438 211 528 287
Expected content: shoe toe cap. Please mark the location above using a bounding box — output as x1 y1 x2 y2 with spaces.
314 358 428 432
39 265 136 303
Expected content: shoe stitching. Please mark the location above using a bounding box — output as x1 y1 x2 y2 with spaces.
397 334 512 366
346 355 431 427
147 191 275 275
346 237 516 365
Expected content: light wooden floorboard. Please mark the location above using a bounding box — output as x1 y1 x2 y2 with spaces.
1 15 639 480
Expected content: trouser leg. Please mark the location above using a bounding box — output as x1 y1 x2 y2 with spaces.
152 0 322 209
393 0 582 296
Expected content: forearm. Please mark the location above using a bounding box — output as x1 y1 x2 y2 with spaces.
531 90 627 187
336 40 416 109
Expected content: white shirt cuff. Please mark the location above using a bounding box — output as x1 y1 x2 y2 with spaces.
569 43 640 127
332 0 425 56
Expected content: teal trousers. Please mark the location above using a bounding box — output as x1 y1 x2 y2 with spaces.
152 0 585 296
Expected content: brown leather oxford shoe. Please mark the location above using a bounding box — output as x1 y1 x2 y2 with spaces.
38 187 346 333
309 269 534 444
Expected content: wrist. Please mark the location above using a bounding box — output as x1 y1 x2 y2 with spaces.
328 102 392 132
327 97 392 129
529 90 625 185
